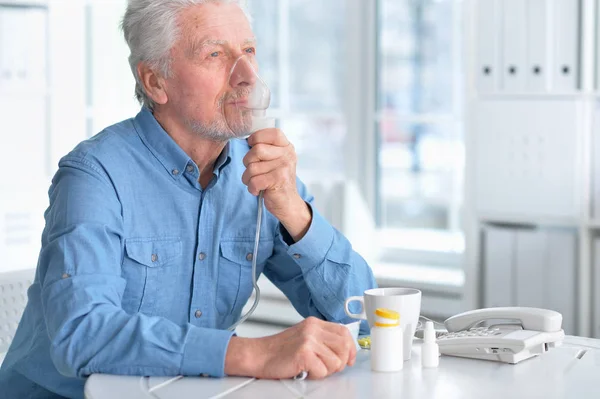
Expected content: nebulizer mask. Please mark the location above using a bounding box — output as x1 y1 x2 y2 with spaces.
223 54 275 331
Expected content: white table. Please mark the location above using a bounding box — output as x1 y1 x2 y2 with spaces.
84 336 600 399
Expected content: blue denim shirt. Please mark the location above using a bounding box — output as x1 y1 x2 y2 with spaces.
0 108 376 398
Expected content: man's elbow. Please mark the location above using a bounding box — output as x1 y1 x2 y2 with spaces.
49 341 92 378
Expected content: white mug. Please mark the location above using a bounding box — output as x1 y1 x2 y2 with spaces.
345 287 422 360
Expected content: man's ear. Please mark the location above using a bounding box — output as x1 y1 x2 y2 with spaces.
137 62 168 105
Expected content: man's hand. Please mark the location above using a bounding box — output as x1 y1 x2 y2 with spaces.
242 128 311 241
225 317 357 380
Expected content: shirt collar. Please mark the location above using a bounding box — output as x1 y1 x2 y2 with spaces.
213 142 231 176
133 107 231 181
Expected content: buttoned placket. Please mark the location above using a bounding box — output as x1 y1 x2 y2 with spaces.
188 175 219 325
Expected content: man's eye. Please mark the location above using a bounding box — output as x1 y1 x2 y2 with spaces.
210 51 220 57
245 47 256 55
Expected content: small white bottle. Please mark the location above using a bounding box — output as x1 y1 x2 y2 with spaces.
370 308 403 372
421 321 440 368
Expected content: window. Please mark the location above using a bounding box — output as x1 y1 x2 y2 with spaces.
249 0 466 267
248 0 347 180
376 0 465 265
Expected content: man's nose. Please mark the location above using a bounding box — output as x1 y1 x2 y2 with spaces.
229 57 257 88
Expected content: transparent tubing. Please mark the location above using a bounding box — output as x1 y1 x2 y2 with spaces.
137 55 277 394
225 55 275 331
227 191 263 332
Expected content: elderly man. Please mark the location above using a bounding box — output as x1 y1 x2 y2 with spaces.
0 0 376 397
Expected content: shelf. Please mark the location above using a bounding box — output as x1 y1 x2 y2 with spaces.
477 92 598 100
477 214 580 229
587 220 600 228
0 0 47 8
0 88 50 97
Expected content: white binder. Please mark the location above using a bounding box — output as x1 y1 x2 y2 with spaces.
0 8 17 91
476 0 501 93
594 238 600 338
552 0 580 91
473 100 582 219
13 9 28 87
0 8 5 90
596 0 600 90
526 0 550 92
24 8 47 90
502 0 528 91
483 226 515 308
483 227 577 335
515 229 546 309
0 7 38 91
545 230 576 335
594 102 600 220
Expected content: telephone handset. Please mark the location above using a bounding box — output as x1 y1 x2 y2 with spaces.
436 307 565 364
445 307 563 333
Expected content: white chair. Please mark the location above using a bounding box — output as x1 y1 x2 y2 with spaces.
0 269 35 365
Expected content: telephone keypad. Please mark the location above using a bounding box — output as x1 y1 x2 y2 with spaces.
437 327 504 340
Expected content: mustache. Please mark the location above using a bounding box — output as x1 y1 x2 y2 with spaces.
218 87 253 106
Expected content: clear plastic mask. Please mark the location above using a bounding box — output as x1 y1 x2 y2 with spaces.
222 54 272 136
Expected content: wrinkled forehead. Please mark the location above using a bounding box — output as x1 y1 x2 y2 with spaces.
177 2 254 49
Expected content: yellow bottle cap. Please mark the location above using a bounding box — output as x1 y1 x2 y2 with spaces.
375 308 400 320
374 321 400 327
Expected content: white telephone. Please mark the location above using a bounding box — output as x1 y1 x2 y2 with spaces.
434 307 565 364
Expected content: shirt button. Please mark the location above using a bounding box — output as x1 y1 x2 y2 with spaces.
61 273 70 279
151 254 158 262
186 164 195 173
172 169 180 176
198 252 206 261
293 253 301 259
246 253 253 261
195 310 202 318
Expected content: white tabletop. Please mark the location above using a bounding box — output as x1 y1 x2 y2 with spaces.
84 336 600 399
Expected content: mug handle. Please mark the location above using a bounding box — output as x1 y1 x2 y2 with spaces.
344 296 366 320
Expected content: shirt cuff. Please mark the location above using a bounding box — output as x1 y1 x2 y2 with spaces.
279 202 335 272
181 326 235 377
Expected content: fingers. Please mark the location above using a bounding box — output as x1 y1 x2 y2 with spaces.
302 351 329 380
319 329 353 372
242 128 297 200
312 342 344 379
244 167 291 196
297 318 356 379
247 128 289 147
295 335 340 380
242 158 285 186
243 143 292 167
325 322 357 366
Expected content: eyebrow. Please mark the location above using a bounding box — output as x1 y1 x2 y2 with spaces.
187 37 256 57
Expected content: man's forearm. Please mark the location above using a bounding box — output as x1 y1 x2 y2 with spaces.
278 198 312 242
224 336 262 376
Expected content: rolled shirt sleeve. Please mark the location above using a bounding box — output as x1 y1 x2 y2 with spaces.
40 157 233 378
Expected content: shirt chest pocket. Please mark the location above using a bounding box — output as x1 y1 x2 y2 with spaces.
216 239 274 316
122 237 182 315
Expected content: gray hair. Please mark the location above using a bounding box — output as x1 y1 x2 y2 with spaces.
121 0 250 110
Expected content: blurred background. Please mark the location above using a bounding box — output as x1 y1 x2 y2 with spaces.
1 0 600 353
